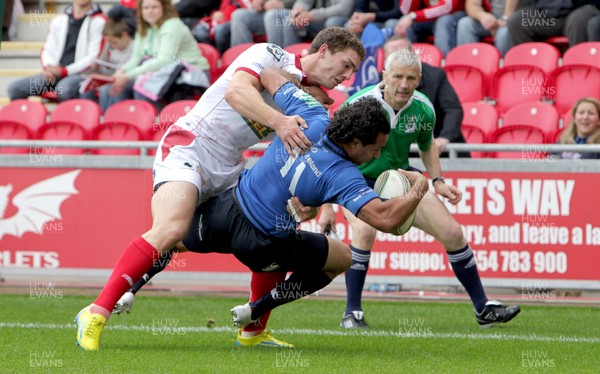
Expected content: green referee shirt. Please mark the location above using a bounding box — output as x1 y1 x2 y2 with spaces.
346 84 436 179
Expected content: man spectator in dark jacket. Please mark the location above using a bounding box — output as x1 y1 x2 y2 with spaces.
384 36 468 157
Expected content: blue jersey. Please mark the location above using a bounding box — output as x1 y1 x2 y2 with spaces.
236 82 380 238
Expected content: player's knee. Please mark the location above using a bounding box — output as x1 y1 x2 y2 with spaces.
441 222 466 250
153 225 188 250
352 221 377 242
326 240 351 274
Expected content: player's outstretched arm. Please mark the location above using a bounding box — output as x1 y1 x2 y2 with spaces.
226 70 311 155
357 171 428 233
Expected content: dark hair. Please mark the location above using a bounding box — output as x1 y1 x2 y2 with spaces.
327 97 390 145
309 27 366 62
103 17 131 37
136 0 178 37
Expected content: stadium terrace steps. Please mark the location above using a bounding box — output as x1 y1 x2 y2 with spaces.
0 42 43 69
0 69 43 97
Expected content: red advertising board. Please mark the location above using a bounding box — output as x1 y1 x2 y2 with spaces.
0 168 598 284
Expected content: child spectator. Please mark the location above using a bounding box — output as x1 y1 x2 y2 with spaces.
80 16 134 100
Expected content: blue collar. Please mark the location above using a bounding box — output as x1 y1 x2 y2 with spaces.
322 135 350 161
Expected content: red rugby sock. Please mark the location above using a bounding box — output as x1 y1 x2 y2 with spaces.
242 271 286 334
93 236 157 314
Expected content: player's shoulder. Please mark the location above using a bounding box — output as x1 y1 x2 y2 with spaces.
347 84 382 104
243 43 294 65
410 90 435 115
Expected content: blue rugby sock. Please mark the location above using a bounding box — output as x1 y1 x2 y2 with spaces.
344 246 371 316
447 244 488 313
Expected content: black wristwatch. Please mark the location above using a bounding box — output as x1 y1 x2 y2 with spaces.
432 176 445 185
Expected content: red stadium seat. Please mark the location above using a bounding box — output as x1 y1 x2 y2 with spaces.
285 43 312 57
445 43 500 99
549 65 600 117
48 99 101 133
0 100 47 154
197 43 221 82
490 125 548 159
326 89 348 117
492 65 548 115
0 99 47 134
461 102 498 158
93 100 157 155
560 110 573 129
412 43 443 67
36 99 102 154
148 100 197 155
503 42 560 76
445 66 486 102
216 43 255 78
502 102 559 143
562 42 600 69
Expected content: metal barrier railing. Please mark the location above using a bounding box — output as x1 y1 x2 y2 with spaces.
2 140 600 158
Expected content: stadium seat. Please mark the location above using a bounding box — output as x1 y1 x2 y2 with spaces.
412 43 443 67
93 100 157 155
285 43 312 57
492 65 548 115
560 110 573 129
503 42 560 77
216 43 255 78
37 99 102 154
461 102 498 158
490 125 548 159
562 42 600 69
48 99 101 133
549 65 600 116
502 102 559 143
325 89 348 117
0 100 48 154
445 43 500 99
148 100 197 155
444 66 486 102
0 99 47 134
197 43 221 82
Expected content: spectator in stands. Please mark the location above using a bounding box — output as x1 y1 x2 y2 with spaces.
80 16 134 100
266 0 355 48
7 0 106 102
98 0 209 111
556 97 600 159
192 0 252 54
565 1 600 44
106 0 137 36
507 0 599 47
384 36 468 157
589 14 600 41
393 0 466 56
2 0 15 41
230 0 295 47
176 0 221 29
456 0 517 56
330 0 400 35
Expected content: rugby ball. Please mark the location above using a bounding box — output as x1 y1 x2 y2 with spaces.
373 170 416 235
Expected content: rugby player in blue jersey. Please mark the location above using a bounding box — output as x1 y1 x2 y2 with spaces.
176 75 428 330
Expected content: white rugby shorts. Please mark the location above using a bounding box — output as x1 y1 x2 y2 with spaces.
153 123 246 204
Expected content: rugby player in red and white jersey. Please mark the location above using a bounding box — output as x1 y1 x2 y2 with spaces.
74 27 365 351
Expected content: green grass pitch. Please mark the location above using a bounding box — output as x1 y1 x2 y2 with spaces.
1 293 599 373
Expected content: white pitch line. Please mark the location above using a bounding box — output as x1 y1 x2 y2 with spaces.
1 322 599 344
